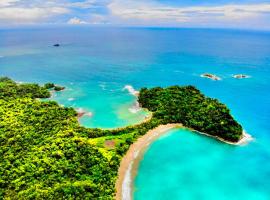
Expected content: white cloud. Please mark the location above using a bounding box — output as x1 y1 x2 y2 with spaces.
0 6 69 23
67 0 99 9
0 0 20 7
0 0 269 28
90 14 109 24
108 0 270 25
67 17 87 24
0 0 109 25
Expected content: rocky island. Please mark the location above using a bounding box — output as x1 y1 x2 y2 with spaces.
44 82 65 91
233 74 250 79
0 77 246 199
201 73 221 80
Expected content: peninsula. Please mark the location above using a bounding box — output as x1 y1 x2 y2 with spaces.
0 77 244 199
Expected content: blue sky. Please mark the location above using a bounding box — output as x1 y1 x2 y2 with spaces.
0 0 270 29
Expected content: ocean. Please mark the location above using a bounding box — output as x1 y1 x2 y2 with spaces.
0 27 269 199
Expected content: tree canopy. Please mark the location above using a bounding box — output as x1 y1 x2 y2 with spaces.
0 78 242 199
138 86 243 142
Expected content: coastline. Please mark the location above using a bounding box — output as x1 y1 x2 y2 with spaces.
192 129 253 146
115 124 253 200
116 85 253 200
115 123 183 200
106 111 153 131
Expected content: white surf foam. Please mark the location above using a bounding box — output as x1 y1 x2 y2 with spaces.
68 98 75 101
122 162 133 200
123 85 139 97
76 108 93 117
128 101 141 113
238 130 253 145
99 82 106 90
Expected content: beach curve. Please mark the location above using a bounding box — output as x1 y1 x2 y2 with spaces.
115 124 253 200
115 123 183 200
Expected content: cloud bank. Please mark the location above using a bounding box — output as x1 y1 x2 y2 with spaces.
108 0 270 28
0 0 269 29
67 17 87 24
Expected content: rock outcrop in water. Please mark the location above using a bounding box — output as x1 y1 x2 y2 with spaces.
200 73 221 81
44 83 65 91
76 108 93 118
233 74 250 79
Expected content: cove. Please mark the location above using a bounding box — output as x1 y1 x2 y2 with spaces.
134 128 270 200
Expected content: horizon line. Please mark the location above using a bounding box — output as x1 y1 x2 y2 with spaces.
0 24 270 32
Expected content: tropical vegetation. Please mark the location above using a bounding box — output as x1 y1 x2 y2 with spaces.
0 78 242 199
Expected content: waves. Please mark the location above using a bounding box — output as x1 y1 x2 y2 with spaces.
121 162 133 200
76 108 93 118
123 85 142 114
128 101 142 114
123 85 139 97
99 82 106 91
68 98 75 101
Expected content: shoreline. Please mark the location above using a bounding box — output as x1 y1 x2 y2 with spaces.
105 111 153 131
115 123 183 200
115 124 253 200
192 129 253 146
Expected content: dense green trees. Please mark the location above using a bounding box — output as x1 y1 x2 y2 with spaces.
0 78 243 199
138 85 243 142
44 82 65 91
0 77 50 99
54 86 65 91
44 82 55 89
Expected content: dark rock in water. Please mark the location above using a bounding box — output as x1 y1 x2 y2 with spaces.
76 108 93 118
77 112 85 118
233 74 250 79
44 83 55 89
54 86 65 91
53 44 60 47
201 73 221 81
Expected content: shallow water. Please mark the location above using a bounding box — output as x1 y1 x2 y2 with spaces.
134 128 270 200
0 27 270 199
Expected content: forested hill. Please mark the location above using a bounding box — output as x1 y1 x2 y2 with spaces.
139 86 243 142
0 78 242 199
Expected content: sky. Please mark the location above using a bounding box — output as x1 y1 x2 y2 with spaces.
0 0 270 29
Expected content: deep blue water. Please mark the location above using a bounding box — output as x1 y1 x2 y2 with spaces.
0 27 269 199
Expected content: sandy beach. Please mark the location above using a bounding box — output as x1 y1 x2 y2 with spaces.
115 124 253 200
115 123 183 200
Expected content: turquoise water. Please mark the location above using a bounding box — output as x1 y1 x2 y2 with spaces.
50 83 148 128
134 129 270 200
0 27 270 199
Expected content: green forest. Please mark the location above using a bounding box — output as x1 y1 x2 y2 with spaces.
0 78 242 199
138 86 243 142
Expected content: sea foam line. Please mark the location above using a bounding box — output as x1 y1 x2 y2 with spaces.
76 108 93 118
128 101 142 114
123 85 139 97
121 162 133 200
123 85 142 114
